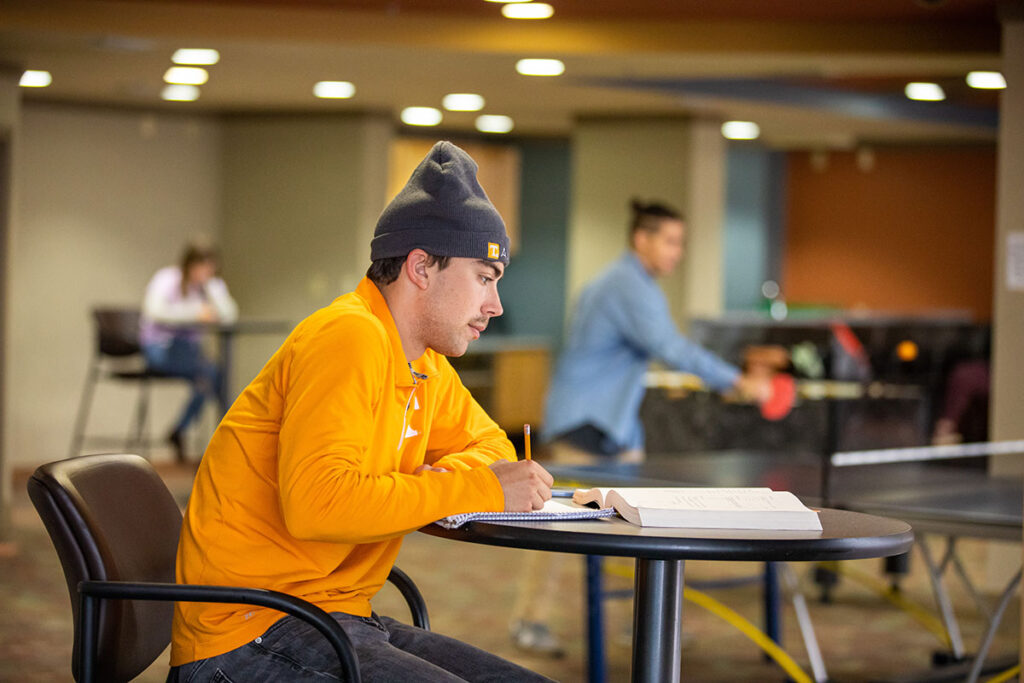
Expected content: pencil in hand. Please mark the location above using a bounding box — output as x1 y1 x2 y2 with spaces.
524 423 531 461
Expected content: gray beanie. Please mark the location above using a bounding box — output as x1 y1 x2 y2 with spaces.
370 141 510 265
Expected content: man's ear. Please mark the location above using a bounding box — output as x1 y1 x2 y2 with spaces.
404 249 431 291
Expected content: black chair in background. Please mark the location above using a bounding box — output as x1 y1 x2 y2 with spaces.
68 308 184 458
28 453 430 682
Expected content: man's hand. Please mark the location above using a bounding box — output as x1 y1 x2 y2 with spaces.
734 372 773 404
488 460 554 512
413 463 450 474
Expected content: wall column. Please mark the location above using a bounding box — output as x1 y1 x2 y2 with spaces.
567 117 728 327
988 4 1024 659
0 69 19 543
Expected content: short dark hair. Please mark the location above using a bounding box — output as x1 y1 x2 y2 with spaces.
628 199 684 242
366 253 451 287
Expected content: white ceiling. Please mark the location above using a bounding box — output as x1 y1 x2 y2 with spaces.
0 0 1007 148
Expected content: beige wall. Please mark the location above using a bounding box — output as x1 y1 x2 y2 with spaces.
6 103 222 466
567 117 726 329
219 113 392 392
0 70 20 536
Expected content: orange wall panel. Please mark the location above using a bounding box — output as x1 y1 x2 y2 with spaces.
783 146 996 320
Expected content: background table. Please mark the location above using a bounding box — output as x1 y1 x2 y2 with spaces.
548 450 1021 679
422 507 912 683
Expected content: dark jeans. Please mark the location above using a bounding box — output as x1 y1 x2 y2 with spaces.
143 337 224 434
169 612 554 682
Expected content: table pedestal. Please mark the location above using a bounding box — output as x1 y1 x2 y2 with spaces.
633 558 685 683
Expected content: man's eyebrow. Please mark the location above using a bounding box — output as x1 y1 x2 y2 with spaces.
476 260 504 278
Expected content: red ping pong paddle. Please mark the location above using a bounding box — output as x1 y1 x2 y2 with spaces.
760 373 796 421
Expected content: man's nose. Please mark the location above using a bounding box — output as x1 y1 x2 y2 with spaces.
484 288 503 317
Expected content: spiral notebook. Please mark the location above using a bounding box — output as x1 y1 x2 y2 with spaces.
436 498 616 529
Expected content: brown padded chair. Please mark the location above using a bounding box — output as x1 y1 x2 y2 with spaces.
28 453 430 682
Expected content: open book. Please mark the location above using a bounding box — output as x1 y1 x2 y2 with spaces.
436 498 616 529
572 487 822 531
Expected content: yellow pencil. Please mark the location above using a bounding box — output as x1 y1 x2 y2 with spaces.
524 423 532 460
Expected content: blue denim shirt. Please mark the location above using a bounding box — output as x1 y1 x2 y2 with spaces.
543 252 740 452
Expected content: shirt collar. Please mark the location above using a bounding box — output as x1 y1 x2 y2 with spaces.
354 277 439 386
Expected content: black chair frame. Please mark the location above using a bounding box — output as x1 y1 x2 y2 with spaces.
28 454 429 683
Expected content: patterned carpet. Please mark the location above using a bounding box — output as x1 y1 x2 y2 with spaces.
1 462 1018 682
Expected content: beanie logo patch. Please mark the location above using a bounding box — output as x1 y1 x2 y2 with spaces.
487 242 501 260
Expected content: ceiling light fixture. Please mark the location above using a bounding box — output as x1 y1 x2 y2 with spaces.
401 107 443 126
443 93 485 111
19 70 52 88
502 2 554 19
721 121 760 140
515 58 564 77
484 0 532 3
172 48 220 66
164 66 209 85
313 81 356 99
476 115 515 134
966 71 1006 89
904 82 945 101
161 84 200 102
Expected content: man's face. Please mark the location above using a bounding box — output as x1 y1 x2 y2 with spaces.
419 257 504 357
634 218 686 277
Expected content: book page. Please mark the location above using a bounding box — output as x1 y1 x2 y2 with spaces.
573 486 770 508
613 488 806 512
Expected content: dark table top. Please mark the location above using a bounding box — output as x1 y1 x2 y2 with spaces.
421 507 913 563
544 450 1022 541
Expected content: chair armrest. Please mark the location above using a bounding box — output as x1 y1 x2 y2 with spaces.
78 580 360 683
387 566 430 630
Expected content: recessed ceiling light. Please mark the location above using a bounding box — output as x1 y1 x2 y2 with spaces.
401 107 443 126
443 93 485 111
515 58 565 77
172 48 220 66
164 66 209 85
313 81 356 99
19 70 52 88
502 2 554 19
905 82 945 101
966 71 1006 89
476 115 515 134
721 121 760 140
161 84 200 102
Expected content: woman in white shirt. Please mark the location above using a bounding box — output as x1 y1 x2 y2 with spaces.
140 242 238 463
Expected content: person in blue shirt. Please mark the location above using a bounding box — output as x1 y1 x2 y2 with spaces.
509 199 770 655
544 198 769 462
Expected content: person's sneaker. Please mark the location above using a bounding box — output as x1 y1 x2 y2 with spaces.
509 620 565 658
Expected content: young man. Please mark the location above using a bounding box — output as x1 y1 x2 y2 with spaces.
170 141 554 682
543 198 771 463
510 199 770 655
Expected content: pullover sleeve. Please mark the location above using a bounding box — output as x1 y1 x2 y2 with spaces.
609 271 740 391
205 277 239 323
276 315 506 545
423 358 516 472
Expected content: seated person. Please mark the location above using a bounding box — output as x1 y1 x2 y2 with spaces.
140 241 237 462
169 141 555 682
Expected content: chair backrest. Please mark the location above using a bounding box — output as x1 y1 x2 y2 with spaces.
27 454 185 681
92 308 142 358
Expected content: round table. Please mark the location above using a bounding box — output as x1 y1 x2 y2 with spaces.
422 508 913 683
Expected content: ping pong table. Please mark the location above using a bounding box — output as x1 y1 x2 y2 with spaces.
548 448 1022 682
